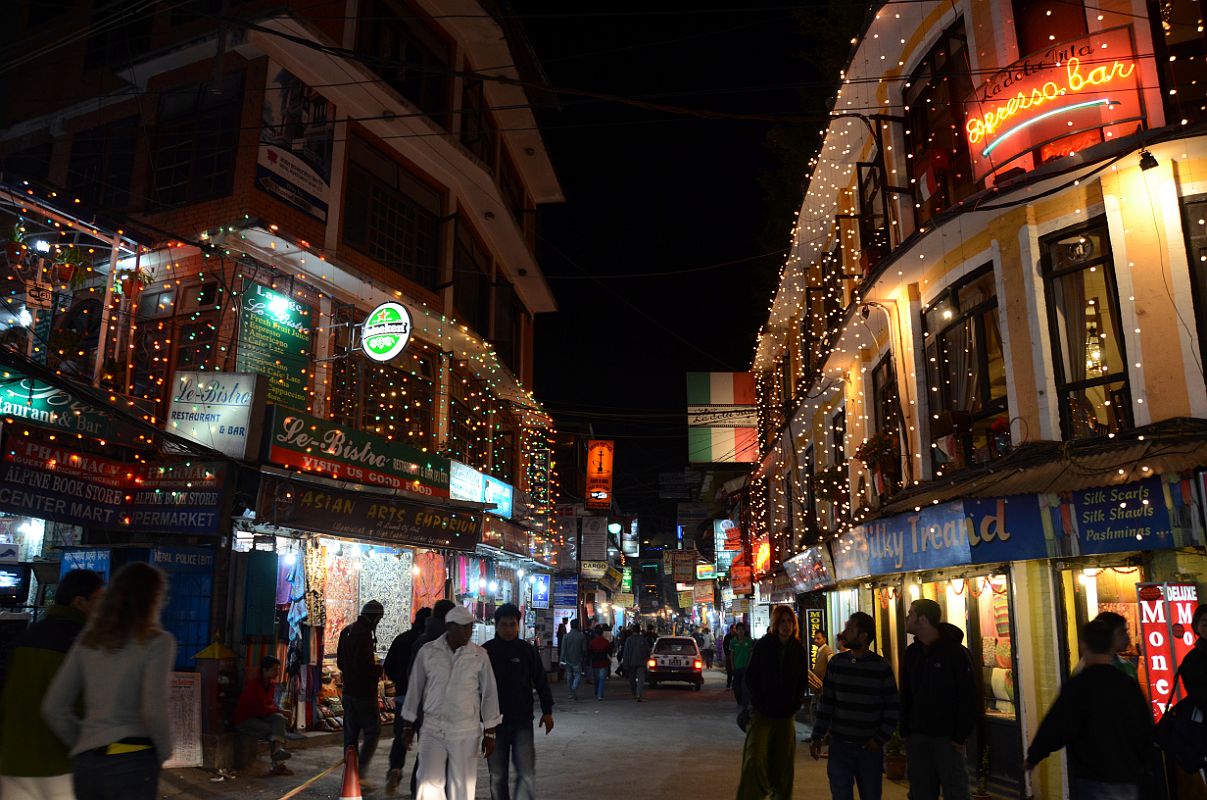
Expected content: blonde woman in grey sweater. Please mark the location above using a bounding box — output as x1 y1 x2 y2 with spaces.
43 562 175 800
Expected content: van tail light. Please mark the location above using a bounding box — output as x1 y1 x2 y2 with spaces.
647 659 656 669
694 659 703 670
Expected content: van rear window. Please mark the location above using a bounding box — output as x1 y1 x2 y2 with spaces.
653 639 696 655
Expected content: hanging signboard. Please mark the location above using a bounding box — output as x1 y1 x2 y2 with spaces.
731 565 753 596
752 534 772 580
677 590 695 610
256 62 335 223
580 560 608 580
693 581 714 602
806 608 825 674
449 461 514 519
264 407 450 497
612 592 635 608
361 301 413 362
686 372 758 463
1137 582 1199 723
553 576 578 608
580 516 608 561
167 371 266 460
963 26 1145 183
236 280 313 411
696 563 716 581
672 550 698 583
531 574 550 610
585 440 614 509
621 566 633 593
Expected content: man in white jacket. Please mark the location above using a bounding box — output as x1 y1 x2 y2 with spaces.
401 604 501 800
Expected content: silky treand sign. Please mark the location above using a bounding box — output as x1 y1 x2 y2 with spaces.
963 26 1145 182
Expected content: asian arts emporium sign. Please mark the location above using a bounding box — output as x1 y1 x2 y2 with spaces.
263 407 450 497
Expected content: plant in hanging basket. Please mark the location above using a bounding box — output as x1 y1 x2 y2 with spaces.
4 225 25 262
118 267 153 298
854 430 897 466
54 245 91 287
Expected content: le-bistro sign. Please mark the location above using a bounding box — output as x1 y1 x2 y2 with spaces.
263 407 450 497
168 372 266 460
964 26 1145 182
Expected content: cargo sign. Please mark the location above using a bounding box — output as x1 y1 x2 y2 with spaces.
0 428 226 534
1137 583 1199 723
261 476 480 551
265 407 450 496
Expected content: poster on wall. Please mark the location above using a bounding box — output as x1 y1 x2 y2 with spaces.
257 61 335 223
236 281 314 411
163 673 203 768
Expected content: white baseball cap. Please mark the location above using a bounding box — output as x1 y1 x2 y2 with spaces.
446 605 474 626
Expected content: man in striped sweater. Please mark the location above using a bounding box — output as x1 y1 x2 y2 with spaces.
809 612 900 800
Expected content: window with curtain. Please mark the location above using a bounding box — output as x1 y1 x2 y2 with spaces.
903 19 976 225
923 266 1009 473
1041 219 1132 439
1178 194 1207 373
151 72 244 208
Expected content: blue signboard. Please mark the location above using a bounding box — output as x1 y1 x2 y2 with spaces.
553 576 578 608
967 495 1049 564
59 548 111 580
1050 476 1186 556
531 573 550 609
151 546 215 670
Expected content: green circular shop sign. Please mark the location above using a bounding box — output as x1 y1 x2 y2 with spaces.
362 301 413 362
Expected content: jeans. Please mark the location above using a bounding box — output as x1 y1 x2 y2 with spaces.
487 722 536 800
733 667 749 707
342 694 381 773
628 666 646 699
72 749 159 800
594 667 608 699
1072 779 1140 800
236 713 287 748
565 664 583 699
827 737 883 800
735 712 796 800
702 648 714 668
389 696 408 771
905 734 969 800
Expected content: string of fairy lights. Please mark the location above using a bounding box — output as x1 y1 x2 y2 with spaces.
0 193 564 553
747 0 1206 560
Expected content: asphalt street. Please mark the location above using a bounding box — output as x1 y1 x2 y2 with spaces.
159 669 910 799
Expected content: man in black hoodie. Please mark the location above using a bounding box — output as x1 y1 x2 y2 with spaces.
484 604 554 800
1025 619 1152 799
735 605 810 800
900 598 977 800
383 607 431 794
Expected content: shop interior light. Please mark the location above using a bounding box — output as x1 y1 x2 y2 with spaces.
488 581 498 592
478 578 487 589
517 569 525 578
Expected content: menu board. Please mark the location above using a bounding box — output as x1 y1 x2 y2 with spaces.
163 673 202 768
236 280 313 411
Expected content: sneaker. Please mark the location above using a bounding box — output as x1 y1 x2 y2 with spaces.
268 763 294 777
271 748 292 762
386 768 402 794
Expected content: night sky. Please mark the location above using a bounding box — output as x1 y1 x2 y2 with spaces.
517 3 862 532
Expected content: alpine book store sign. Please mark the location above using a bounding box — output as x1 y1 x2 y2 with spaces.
964 26 1144 182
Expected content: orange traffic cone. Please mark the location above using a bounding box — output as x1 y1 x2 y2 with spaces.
340 745 363 800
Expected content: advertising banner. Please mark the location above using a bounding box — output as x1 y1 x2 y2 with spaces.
0 369 110 438
696 563 716 581
672 550 698 583
553 576 578 608
677 590 695 610
612 592 635 608
784 546 835 593
963 26 1145 183
1137 582 1199 722
236 280 314 411
601 566 623 593
531 574 550 610
257 62 335 223
805 608 825 674
450 461 514 518
260 476 481 551
621 566 632 593
167 371 265 460
482 517 530 557
693 581 714 602
580 516 608 561
731 565 753 595
752 534 771 579
0 428 226 535
580 561 608 580
1049 476 1197 556
585 440 614 509
264 407 450 497
686 372 758 463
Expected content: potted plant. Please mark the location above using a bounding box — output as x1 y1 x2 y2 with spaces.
854 430 899 496
118 266 153 298
54 245 90 286
4 225 25 262
883 727 907 780
812 464 849 505
971 746 992 800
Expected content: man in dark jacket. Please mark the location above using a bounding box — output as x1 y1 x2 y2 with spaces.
900 598 978 800
722 625 737 688
1025 619 1152 799
337 600 385 777
735 605 811 800
559 619 587 701
483 604 554 800
383 607 431 794
0 569 104 799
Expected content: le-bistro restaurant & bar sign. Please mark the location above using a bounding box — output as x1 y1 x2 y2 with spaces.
963 26 1145 182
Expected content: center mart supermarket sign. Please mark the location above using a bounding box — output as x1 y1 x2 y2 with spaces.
264 407 450 497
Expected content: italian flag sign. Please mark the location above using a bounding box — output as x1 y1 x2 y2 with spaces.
686 372 758 464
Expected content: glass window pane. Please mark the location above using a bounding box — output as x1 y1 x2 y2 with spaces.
1049 267 1126 383
1064 380 1131 438
984 306 1007 402
941 318 981 414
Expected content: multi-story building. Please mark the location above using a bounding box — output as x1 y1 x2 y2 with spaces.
0 0 563 731
750 2 1207 795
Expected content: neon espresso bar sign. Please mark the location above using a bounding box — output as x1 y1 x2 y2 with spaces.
964 26 1145 182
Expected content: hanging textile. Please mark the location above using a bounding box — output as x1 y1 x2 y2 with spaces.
359 549 414 649
287 553 309 642
412 550 446 614
324 553 360 648
303 540 328 628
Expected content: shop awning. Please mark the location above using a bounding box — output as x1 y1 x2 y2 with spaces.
256 469 487 552
877 418 1207 517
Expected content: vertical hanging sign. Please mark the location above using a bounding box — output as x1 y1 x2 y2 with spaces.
1137 582 1199 722
585 440 614 509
